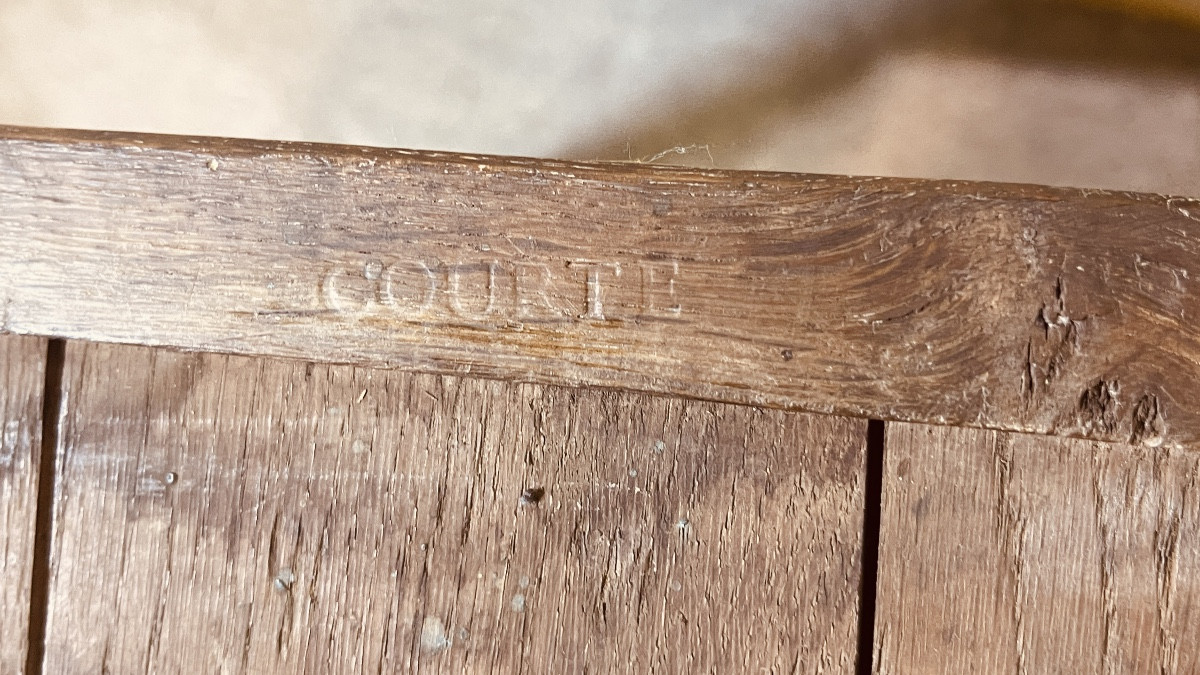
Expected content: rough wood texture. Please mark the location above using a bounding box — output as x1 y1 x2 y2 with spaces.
1 127 1198 447
874 423 1200 674
43 340 866 673
0 335 46 673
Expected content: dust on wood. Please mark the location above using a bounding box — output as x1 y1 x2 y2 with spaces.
0 335 46 673
0 127 1198 446
874 423 1200 673
41 341 867 673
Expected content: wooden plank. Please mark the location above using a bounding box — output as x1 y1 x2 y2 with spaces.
0 128 1198 447
874 423 1200 673
0 335 46 673
43 341 867 673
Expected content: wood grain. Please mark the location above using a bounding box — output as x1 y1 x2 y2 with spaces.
43 340 867 673
0 335 46 673
874 423 1200 674
0 127 1198 447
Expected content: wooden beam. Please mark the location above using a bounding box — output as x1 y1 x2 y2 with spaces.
1 126 1198 447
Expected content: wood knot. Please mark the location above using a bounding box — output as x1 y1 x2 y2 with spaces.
1130 394 1166 447
1077 379 1120 435
1024 277 1084 403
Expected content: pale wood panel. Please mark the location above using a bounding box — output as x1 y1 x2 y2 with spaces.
0 335 46 673
1 127 1198 447
875 423 1200 674
43 341 867 673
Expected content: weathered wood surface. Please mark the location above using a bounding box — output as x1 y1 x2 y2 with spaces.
42 341 867 673
874 423 1200 674
0 335 46 674
1 127 1198 447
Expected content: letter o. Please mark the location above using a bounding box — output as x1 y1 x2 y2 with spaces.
383 261 437 315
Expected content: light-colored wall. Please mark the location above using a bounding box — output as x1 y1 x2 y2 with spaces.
1 0 1196 194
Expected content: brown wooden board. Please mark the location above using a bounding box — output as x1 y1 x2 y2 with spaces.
874 423 1200 673
0 127 1198 447
42 341 867 673
0 335 46 673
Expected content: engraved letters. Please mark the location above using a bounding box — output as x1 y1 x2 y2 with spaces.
322 258 681 326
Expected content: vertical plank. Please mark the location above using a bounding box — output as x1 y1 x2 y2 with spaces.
875 423 1200 673
44 341 868 673
0 335 46 673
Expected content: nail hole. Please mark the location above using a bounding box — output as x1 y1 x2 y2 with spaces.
520 487 545 505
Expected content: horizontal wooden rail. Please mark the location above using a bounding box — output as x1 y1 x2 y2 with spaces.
1 126 1197 447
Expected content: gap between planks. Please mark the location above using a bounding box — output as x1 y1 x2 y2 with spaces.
24 339 63 675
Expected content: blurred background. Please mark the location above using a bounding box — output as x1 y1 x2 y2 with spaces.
0 0 1196 195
